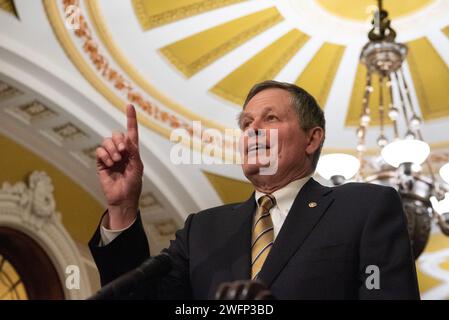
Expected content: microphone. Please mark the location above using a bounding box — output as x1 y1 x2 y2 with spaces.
88 252 172 300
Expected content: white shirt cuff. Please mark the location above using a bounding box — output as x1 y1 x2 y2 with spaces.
99 215 137 246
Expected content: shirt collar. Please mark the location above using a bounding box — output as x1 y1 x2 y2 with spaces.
255 175 312 213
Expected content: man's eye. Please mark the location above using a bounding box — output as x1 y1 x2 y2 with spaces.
267 115 278 121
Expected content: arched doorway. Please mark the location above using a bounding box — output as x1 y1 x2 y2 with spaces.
0 226 65 300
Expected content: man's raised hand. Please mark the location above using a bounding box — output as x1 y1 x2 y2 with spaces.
96 104 144 229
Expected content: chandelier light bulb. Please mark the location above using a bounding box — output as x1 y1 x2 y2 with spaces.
410 115 422 130
360 114 371 126
356 127 364 138
356 143 367 152
388 107 399 120
377 135 388 148
405 130 416 140
430 193 449 215
381 139 430 168
440 163 449 184
317 153 361 181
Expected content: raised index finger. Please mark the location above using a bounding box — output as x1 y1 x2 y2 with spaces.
126 104 139 145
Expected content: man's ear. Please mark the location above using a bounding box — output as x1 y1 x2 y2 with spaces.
305 127 324 156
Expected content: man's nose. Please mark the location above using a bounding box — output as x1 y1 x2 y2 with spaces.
247 120 266 137
247 127 265 137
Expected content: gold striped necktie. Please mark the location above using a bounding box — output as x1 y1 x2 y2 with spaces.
251 194 276 279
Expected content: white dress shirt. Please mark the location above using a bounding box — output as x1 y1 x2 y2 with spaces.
100 175 312 245
254 175 311 239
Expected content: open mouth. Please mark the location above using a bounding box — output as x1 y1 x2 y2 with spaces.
247 143 270 153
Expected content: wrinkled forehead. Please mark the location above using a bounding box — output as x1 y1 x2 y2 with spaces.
243 88 294 112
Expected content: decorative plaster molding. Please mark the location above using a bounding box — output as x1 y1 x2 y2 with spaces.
0 79 21 101
0 171 93 299
45 0 238 162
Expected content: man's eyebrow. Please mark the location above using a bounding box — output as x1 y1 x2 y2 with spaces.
237 112 251 127
237 107 276 127
256 107 276 120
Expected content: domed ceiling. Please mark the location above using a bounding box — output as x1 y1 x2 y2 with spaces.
45 0 449 152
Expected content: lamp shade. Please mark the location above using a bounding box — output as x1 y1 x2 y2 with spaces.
381 139 430 168
431 193 449 215
316 153 360 180
440 163 449 184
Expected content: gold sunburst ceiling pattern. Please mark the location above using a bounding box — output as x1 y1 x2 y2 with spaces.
316 0 434 21
144 0 449 122
46 0 449 153
132 0 246 30
0 0 18 17
135 0 449 130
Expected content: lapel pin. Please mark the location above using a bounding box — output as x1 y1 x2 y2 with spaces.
308 202 317 208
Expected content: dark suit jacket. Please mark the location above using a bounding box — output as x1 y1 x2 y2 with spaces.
89 178 420 299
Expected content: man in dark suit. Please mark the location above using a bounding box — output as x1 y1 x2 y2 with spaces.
90 80 420 299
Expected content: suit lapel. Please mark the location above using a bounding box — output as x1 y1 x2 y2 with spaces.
229 193 256 280
258 178 334 287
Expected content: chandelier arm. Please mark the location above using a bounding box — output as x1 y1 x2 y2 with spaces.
399 68 419 118
396 69 436 185
396 69 436 184
387 74 399 138
393 71 411 131
417 129 438 185
355 152 365 182
379 75 385 137
357 70 373 179
436 212 449 236
362 71 372 119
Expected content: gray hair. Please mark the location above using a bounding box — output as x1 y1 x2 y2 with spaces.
240 80 326 171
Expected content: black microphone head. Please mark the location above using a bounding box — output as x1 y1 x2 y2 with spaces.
138 252 173 279
87 252 174 300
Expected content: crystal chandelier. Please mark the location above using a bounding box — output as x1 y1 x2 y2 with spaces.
317 0 449 258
